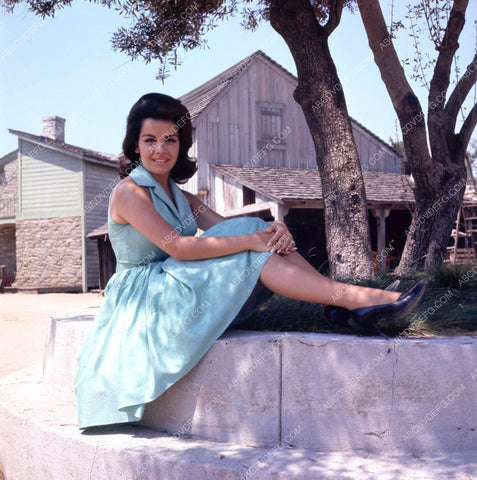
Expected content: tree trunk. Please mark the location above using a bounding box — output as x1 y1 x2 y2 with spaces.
269 0 374 278
397 175 466 271
357 0 469 274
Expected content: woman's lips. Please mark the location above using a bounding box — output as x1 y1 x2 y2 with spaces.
152 158 168 164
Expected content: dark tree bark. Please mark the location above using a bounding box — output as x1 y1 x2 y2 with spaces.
269 0 374 278
357 0 473 273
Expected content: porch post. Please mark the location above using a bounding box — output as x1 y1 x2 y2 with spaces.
371 208 391 273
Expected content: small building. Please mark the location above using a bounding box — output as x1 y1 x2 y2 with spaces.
3 116 118 292
85 223 116 291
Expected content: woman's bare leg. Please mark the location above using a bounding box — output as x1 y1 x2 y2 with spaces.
259 253 400 310
276 251 335 307
276 250 320 275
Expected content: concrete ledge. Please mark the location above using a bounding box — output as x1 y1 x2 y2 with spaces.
42 313 477 454
282 335 477 454
140 330 282 447
42 313 96 404
1 366 476 480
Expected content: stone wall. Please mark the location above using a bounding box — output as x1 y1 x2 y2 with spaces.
15 216 83 291
0 157 18 219
0 225 16 276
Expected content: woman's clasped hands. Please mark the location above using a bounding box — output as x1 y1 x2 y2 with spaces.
249 221 297 254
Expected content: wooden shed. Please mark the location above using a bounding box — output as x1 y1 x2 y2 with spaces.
86 223 116 290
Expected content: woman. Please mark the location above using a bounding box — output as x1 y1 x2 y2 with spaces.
75 93 427 430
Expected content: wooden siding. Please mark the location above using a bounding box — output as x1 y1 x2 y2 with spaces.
352 122 401 173
18 139 82 219
84 161 119 289
214 174 274 216
180 136 199 196
190 58 316 209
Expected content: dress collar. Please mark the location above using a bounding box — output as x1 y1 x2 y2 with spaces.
129 164 182 215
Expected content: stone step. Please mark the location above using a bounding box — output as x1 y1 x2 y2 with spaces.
42 311 477 454
1 365 476 480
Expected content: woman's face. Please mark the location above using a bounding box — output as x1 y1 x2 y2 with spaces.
135 118 180 181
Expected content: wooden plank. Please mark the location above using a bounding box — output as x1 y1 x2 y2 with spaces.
238 70 250 165
249 63 258 165
222 201 277 217
218 91 229 164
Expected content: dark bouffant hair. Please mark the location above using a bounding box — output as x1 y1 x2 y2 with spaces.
119 93 197 183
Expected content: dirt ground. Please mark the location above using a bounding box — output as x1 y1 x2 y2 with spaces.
0 292 104 378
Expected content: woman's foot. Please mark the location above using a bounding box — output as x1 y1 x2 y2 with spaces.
323 279 401 326
349 279 428 337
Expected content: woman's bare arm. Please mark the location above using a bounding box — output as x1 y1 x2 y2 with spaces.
182 190 297 254
181 190 226 231
111 179 273 261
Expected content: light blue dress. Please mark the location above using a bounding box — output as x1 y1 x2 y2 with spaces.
75 165 274 429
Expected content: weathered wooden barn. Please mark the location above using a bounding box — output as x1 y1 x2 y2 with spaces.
178 50 412 271
3 116 118 292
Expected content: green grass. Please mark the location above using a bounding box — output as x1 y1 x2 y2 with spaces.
237 263 477 338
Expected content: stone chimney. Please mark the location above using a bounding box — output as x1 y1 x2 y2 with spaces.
42 116 66 142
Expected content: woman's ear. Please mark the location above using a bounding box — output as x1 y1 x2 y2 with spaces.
135 143 139 154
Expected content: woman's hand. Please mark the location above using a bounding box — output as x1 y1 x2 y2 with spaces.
264 221 297 254
247 230 276 252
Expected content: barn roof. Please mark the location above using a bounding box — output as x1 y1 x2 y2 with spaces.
178 49 401 157
9 129 118 166
211 164 415 207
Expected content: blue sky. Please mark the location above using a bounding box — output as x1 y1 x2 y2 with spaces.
1 1 476 157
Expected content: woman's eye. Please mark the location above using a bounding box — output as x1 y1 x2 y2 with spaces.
165 137 177 143
144 138 155 143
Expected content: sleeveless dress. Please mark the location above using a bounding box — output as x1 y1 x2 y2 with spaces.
75 165 274 429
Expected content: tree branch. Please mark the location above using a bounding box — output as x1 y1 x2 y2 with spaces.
458 102 477 154
324 0 345 36
356 0 432 183
356 0 419 114
428 0 468 113
445 52 477 133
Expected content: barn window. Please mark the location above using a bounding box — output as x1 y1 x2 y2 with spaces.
256 102 287 167
258 103 285 139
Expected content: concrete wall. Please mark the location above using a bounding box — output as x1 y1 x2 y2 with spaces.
43 317 477 454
